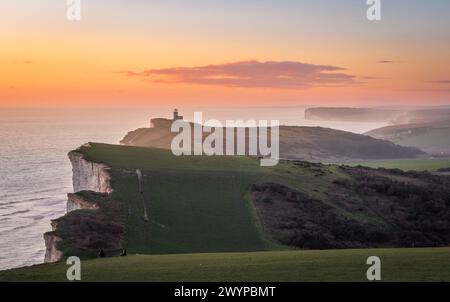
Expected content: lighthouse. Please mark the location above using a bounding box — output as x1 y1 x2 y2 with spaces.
173 109 183 121
150 109 184 128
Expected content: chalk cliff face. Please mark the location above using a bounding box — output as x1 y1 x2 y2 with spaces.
66 193 99 213
68 150 113 194
44 146 113 263
43 233 63 263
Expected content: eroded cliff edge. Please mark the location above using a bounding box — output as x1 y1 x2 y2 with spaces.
43 144 119 263
69 147 113 194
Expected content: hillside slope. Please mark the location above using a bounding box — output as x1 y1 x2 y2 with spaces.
365 120 450 156
121 124 424 161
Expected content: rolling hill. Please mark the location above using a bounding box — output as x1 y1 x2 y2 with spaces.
120 123 424 161
365 120 450 156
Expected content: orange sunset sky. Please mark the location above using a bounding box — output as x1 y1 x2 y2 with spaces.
1 0 449 108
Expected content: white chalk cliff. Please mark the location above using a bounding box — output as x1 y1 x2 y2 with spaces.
43 233 63 263
68 149 113 194
44 145 113 263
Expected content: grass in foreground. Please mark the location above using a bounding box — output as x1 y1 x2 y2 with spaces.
1 248 449 282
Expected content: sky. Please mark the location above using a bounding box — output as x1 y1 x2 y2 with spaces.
1 0 449 108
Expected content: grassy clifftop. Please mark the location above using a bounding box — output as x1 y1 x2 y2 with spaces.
46 143 450 259
71 143 345 255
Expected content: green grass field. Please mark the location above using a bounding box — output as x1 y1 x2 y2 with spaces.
1 248 449 282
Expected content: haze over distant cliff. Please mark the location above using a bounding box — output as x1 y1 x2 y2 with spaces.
365 120 450 156
305 107 450 124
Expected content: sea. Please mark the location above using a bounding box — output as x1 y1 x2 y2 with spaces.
0 106 388 271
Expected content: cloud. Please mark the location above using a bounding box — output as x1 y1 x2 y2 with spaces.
378 60 394 64
121 60 355 89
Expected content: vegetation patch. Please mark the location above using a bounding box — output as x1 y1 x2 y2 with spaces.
50 191 125 259
251 166 450 249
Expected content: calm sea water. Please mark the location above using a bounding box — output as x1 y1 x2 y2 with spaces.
0 107 387 270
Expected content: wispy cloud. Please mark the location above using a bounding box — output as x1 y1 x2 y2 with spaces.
378 60 394 64
120 60 355 89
